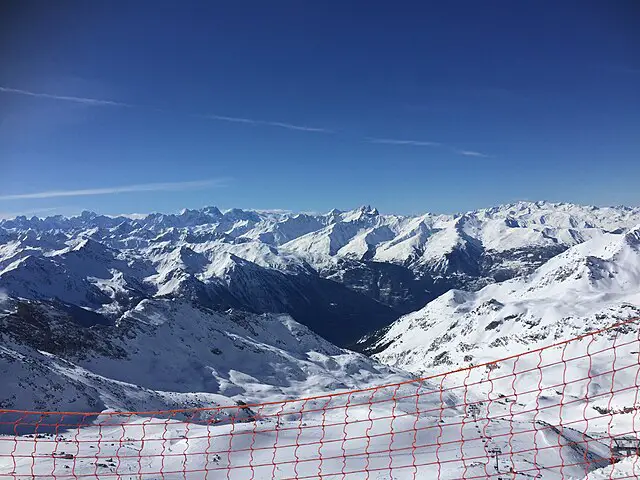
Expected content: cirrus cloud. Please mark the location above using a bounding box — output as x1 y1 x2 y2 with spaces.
1 85 491 157
0 179 230 202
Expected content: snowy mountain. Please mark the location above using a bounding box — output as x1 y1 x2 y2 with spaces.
2 201 639 347
370 225 640 373
0 296 407 413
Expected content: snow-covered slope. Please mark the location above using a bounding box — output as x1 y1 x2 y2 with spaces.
371 226 640 374
2 201 639 345
0 297 407 413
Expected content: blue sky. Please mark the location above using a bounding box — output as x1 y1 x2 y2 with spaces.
1 1 639 217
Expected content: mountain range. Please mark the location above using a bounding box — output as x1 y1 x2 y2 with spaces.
2 201 639 346
2 201 640 414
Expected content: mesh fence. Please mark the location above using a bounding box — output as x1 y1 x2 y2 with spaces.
1 318 640 479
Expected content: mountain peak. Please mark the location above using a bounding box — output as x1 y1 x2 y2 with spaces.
202 206 223 217
71 237 104 252
358 205 379 215
623 224 640 248
339 205 380 222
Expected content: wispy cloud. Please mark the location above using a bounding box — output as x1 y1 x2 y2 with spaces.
266 122 330 133
201 114 331 133
367 137 441 147
251 208 293 214
454 149 490 158
105 213 149 220
369 137 491 158
1 85 492 155
0 86 133 107
0 179 229 201
1 86 330 133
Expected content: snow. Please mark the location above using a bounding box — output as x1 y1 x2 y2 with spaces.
582 456 640 479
